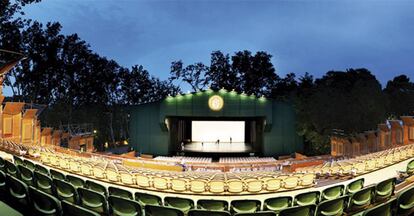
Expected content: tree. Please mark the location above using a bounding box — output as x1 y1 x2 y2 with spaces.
205 51 239 90
170 60 208 92
384 75 414 117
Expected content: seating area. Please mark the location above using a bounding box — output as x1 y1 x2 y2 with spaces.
2 153 414 215
219 157 276 164
154 156 213 163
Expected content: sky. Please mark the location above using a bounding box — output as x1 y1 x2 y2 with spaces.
8 0 414 94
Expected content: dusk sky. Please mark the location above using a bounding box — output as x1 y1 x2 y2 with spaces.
17 0 414 92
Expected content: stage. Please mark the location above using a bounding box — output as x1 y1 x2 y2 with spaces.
183 142 253 153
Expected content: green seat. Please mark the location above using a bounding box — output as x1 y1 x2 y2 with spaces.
234 212 277 216
109 186 133 199
29 186 61 216
13 156 24 167
278 204 316 216
108 195 142 216
346 178 364 194
5 174 29 206
86 180 107 196
321 185 344 201
78 187 108 214
197 199 228 211
230 200 260 214
347 186 375 212
35 164 49 175
189 209 231 216
294 191 320 206
375 177 396 202
0 170 7 197
264 196 292 212
0 200 23 216
145 204 184 216
0 157 6 171
5 159 19 177
396 184 414 216
66 174 85 188
407 159 414 175
23 160 35 171
61 200 100 216
316 195 347 216
165 197 194 213
135 192 161 206
362 197 396 216
53 178 78 203
50 169 65 181
17 165 34 186
34 171 54 194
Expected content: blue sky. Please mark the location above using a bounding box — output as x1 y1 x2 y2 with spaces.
6 0 414 94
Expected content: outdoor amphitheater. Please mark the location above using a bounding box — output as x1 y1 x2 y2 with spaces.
1 86 414 216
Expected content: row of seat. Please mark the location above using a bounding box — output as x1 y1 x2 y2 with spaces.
219 157 276 164
154 156 213 163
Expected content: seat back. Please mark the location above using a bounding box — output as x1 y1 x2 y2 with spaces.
407 159 414 175
108 195 142 216
34 171 54 194
135 192 161 206
231 200 260 214
347 185 375 212
61 200 100 216
197 199 228 211
0 157 5 171
108 186 133 199
234 212 277 216
5 174 29 206
0 170 6 192
50 169 65 181
362 197 396 216
189 209 231 216
66 174 85 188
13 155 24 167
86 180 107 196
396 184 414 216
145 204 184 216
23 159 35 171
316 195 347 216
264 196 292 212
375 177 396 202
294 191 320 206
78 187 108 214
165 197 194 213
5 159 19 177
53 178 78 203
346 178 364 194
321 185 344 201
35 164 49 175
18 164 34 186
278 204 316 216
29 186 61 216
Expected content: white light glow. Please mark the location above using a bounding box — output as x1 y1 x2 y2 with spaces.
191 121 245 142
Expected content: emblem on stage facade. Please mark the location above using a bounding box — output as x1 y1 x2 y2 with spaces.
208 95 224 111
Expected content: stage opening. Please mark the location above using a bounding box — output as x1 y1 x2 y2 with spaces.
191 120 245 143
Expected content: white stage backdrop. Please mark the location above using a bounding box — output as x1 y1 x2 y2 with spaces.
191 121 245 142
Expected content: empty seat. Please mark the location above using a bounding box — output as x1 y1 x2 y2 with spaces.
135 192 161 206
227 179 244 193
278 204 316 216
315 195 347 216
189 209 231 216
23 159 35 171
294 191 320 206
13 155 24 167
190 179 207 193
209 179 226 193
34 171 54 194
50 169 66 181
109 186 133 199
171 178 188 192
18 164 34 186
165 197 194 213
86 180 107 196
396 184 414 216
153 176 169 190
29 186 61 216
375 177 396 202
346 178 364 194
197 199 228 211
35 164 49 175
407 159 414 175
0 157 5 171
234 212 277 216
347 186 375 212
78 187 108 215
231 200 260 214
264 196 292 212
263 178 281 191
66 174 85 188
6 174 29 206
0 170 6 194
145 204 184 216
108 195 142 216
361 197 396 216
5 159 19 177
61 200 100 216
53 178 78 203
321 185 344 201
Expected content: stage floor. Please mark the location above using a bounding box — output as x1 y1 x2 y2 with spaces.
183 142 253 153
